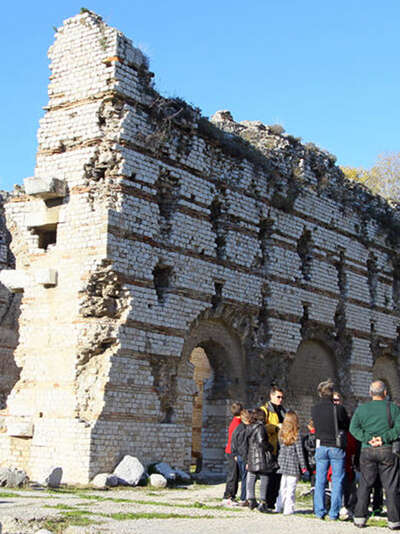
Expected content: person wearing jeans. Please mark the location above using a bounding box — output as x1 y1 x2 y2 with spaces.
314 445 346 518
311 379 349 520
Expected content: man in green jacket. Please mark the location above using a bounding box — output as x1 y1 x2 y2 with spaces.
350 380 400 529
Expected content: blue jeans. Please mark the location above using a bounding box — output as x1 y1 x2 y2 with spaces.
314 446 345 519
236 456 247 501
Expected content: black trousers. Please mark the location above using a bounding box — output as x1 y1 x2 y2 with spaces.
223 452 239 499
266 471 281 508
354 446 400 524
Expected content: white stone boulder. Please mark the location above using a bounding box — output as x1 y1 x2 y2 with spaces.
0 467 28 487
91 473 119 488
113 455 145 486
149 473 167 488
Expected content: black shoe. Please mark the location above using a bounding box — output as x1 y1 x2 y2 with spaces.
248 499 258 510
257 502 269 513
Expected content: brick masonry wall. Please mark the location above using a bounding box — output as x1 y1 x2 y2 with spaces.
0 193 20 410
1 11 400 482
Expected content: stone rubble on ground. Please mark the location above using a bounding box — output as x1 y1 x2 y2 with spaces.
149 473 167 488
112 455 145 486
153 462 177 481
0 467 28 488
91 472 119 488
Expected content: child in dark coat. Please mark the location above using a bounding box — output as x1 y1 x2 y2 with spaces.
231 409 251 505
246 408 275 512
222 401 243 506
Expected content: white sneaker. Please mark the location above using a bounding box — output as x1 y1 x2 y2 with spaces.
222 498 238 507
339 507 349 520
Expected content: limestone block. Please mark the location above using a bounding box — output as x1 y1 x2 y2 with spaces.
0 269 29 293
26 206 60 228
24 177 66 199
113 455 145 486
91 473 119 488
35 269 58 287
45 466 63 488
149 473 167 488
0 467 28 487
7 421 34 438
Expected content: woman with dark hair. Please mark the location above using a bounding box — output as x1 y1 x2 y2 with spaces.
311 379 349 520
246 408 276 512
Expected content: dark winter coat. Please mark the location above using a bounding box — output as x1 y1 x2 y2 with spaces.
303 431 317 471
231 423 249 463
311 398 349 447
247 422 274 474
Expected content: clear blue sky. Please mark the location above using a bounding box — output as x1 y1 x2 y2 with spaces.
2 0 400 191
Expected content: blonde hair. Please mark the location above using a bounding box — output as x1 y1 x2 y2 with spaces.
279 410 299 446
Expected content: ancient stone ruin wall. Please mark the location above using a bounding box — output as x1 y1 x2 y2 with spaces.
0 193 20 410
1 11 400 482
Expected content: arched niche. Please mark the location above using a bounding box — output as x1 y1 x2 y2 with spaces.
288 339 338 428
181 319 246 474
373 355 400 403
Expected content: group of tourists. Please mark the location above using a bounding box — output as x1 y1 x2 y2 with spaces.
222 379 400 530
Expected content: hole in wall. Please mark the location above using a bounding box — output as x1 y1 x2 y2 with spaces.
32 224 58 251
153 263 173 304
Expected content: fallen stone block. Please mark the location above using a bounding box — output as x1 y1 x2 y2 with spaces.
153 462 176 481
0 467 28 488
149 473 167 488
174 467 191 482
91 473 119 488
113 455 145 486
45 466 63 488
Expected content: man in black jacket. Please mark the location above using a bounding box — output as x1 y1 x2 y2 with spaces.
311 379 349 520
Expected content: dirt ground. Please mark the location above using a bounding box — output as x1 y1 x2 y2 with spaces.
0 482 390 534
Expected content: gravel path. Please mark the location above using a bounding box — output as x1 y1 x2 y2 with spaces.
0 483 389 533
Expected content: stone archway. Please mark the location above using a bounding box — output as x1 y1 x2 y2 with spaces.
181 318 246 474
288 339 338 428
373 355 400 403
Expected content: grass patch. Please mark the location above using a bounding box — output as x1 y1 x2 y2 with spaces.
106 511 217 520
60 510 93 518
76 493 132 503
45 504 81 511
128 499 242 512
67 494 242 512
42 511 99 533
0 491 25 498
